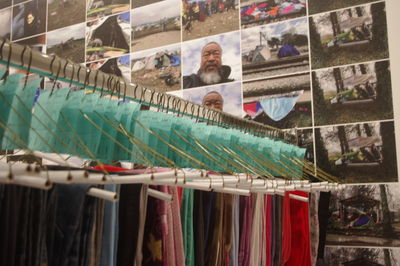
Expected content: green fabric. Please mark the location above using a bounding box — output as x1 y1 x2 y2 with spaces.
180 188 195 266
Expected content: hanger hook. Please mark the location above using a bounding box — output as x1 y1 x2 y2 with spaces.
83 68 91 90
0 39 6 60
50 58 62 96
23 47 33 90
92 69 99 93
122 79 127 102
66 62 76 99
1 40 12 80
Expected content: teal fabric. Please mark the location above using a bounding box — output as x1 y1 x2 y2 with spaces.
181 188 195 266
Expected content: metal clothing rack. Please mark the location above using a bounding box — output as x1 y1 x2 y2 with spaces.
0 39 297 144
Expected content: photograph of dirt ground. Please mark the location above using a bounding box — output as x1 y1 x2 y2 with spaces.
315 121 398 183
131 44 181 92
182 0 239 41
12 0 47 41
326 184 400 248
241 17 309 80
325 246 400 266
0 7 11 40
87 0 130 21
86 12 130 62
310 2 389 69
131 0 180 52
243 72 312 129
309 0 376 15
313 60 393 126
241 0 306 29
47 23 85 63
47 0 85 31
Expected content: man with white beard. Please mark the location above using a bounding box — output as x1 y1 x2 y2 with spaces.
183 42 234 89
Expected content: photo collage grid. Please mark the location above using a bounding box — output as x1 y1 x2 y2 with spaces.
0 0 398 259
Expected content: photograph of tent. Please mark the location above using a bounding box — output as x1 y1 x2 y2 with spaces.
241 0 306 29
86 12 130 62
87 0 130 21
131 0 181 52
182 0 239 42
309 0 376 15
313 60 393 126
88 55 131 83
132 0 164 9
12 0 47 41
310 2 389 69
47 23 86 63
325 247 400 265
315 121 398 183
0 7 11 40
182 82 243 116
241 17 309 80
47 0 85 31
326 184 400 247
131 44 181 92
0 0 11 10
242 72 312 129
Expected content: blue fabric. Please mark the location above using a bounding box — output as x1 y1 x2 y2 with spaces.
259 94 300 121
277 44 300 58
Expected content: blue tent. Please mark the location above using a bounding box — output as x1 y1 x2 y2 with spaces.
277 44 300 58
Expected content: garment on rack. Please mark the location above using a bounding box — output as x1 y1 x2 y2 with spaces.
258 92 302 121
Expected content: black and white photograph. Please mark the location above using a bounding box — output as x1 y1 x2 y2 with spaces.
241 17 309 80
131 0 181 52
87 0 130 21
131 44 181 93
243 72 312 129
324 247 400 265
47 0 86 31
326 184 400 247
313 60 393 126
310 2 389 69
240 0 306 29
182 31 241 89
86 12 130 62
182 0 239 42
12 0 47 41
0 7 11 39
315 121 398 183
47 23 86 63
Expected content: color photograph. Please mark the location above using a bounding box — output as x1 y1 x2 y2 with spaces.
310 2 389 69
315 121 398 183
309 0 376 15
132 0 164 9
86 12 130 62
182 81 243 116
0 7 11 40
243 72 312 129
313 60 393 126
47 0 85 31
47 23 86 63
88 55 131 82
241 0 306 29
15 34 46 52
182 31 241 89
326 184 400 247
0 0 11 10
131 44 181 93
182 0 239 42
325 247 400 265
12 0 47 41
241 17 309 80
87 0 130 21
131 0 181 52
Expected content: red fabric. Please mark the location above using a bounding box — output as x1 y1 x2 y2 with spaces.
243 102 258 116
284 191 312 266
265 195 272 266
176 187 183 207
93 164 129 172
282 192 292 265
245 5 256 15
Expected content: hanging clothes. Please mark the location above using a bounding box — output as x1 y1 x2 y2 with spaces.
258 92 303 121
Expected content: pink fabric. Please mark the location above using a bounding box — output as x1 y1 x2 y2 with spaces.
238 195 253 266
245 6 257 15
265 195 272 266
281 5 295 14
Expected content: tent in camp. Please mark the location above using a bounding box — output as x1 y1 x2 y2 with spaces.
277 44 300 58
340 16 372 31
250 45 271 63
343 74 375 88
90 15 129 50
99 58 123 77
132 60 145 72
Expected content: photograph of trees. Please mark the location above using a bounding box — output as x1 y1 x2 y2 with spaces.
315 121 397 183
309 0 376 15
312 60 393 126
325 246 400 265
326 184 400 247
309 2 389 69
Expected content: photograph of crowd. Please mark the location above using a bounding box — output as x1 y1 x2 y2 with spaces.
131 44 181 92
310 2 389 69
47 23 86 63
241 17 309 80
243 72 312 129
12 0 47 41
86 12 130 62
87 0 130 21
241 0 306 29
313 60 393 126
326 184 400 247
131 0 181 52
315 121 398 183
182 0 239 41
47 0 85 31
182 31 241 89
0 7 11 40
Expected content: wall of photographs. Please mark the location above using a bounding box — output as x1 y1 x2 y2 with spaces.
0 0 399 263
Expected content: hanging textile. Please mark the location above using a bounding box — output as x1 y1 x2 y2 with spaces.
258 91 303 121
